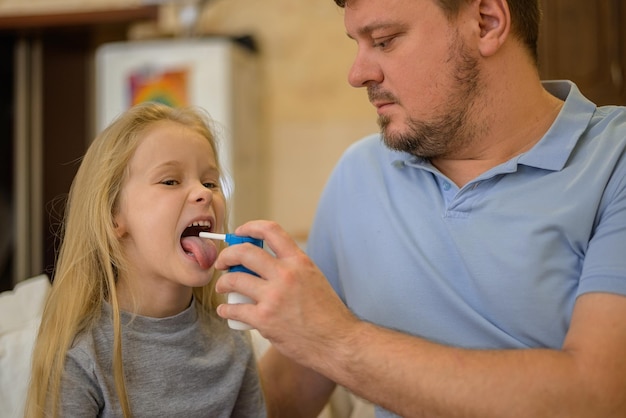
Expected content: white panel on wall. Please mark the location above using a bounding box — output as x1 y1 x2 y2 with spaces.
95 37 264 228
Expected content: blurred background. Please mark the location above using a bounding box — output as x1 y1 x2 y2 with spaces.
0 0 624 290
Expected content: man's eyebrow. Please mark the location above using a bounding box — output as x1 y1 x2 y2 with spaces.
346 22 400 40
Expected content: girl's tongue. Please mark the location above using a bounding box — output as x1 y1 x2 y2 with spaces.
181 236 216 269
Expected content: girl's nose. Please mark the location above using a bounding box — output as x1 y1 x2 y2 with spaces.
191 182 214 204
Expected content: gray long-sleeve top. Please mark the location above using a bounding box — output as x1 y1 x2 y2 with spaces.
59 300 267 417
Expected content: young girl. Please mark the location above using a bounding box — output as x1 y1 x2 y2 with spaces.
25 102 266 417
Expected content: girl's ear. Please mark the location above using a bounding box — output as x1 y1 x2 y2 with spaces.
477 0 511 57
112 213 127 238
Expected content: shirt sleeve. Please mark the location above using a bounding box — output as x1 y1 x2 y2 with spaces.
58 347 104 417
230 341 267 418
579 163 626 297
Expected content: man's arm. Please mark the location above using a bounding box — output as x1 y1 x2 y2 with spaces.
319 292 626 417
216 221 626 417
259 346 336 418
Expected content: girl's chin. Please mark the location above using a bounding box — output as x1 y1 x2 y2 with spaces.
185 268 216 286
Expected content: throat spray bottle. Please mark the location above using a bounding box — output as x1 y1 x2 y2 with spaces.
199 231 263 330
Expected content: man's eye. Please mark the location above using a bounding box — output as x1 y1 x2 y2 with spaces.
373 36 394 49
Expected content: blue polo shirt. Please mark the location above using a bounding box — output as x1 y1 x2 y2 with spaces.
307 81 626 352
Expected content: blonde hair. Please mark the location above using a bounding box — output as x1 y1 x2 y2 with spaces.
25 102 227 418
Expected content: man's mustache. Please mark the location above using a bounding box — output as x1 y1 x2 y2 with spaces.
368 86 397 104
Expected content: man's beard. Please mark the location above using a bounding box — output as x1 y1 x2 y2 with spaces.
373 32 482 159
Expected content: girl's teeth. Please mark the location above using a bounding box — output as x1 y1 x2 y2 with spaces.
188 221 211 228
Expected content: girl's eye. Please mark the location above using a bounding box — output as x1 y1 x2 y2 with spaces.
203 182 219 189
161 179 179 186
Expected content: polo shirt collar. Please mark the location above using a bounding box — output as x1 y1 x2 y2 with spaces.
517 80 596 171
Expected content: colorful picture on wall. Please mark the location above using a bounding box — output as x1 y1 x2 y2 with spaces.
128 66 190 108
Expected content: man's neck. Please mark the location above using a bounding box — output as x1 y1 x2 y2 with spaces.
431 64 564 188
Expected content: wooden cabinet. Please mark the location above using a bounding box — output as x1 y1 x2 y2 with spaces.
0 7 158 290
538 0 626 105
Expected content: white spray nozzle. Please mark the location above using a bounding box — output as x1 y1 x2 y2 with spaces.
198 231 226 241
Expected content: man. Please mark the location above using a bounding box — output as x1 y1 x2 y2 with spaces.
215 0 626 416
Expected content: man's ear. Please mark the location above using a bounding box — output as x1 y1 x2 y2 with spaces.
477 0 511 57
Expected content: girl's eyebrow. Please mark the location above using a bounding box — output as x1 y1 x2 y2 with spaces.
154 161 179 168
151 160 220 177
145 160 180 175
